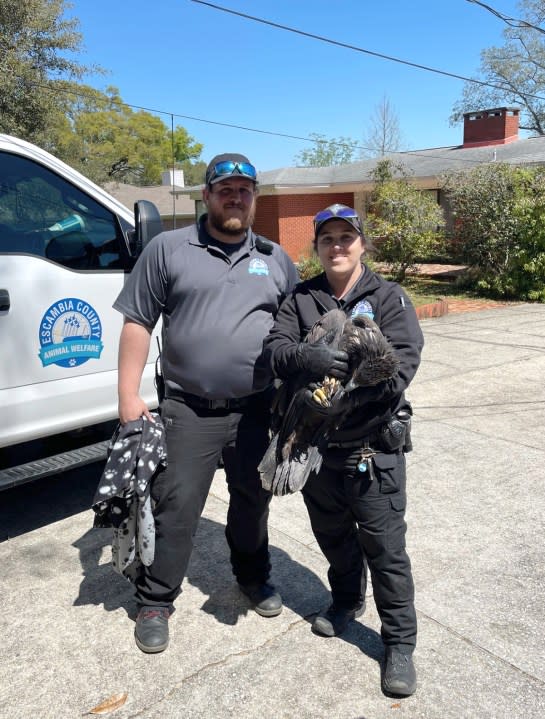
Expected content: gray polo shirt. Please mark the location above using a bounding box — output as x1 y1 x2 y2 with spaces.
114 220 298 399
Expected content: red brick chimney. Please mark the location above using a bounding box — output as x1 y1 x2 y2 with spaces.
462 107 519 148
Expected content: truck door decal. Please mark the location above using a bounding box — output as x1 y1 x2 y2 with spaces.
38 297 104 368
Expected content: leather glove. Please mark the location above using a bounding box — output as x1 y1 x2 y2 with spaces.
295 343 349 380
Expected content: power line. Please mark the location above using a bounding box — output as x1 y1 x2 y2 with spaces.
22 77 485 165
5 3 545 172
12 0 545 170
465 0 545 36
189 0 545 101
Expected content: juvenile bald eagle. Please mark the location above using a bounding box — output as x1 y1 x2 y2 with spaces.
258 309 399 495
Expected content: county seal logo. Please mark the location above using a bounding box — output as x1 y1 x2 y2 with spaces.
38 297 104 368
351 299 375 320
248 258 269 276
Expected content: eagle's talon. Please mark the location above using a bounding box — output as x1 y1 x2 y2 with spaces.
312 388 330 406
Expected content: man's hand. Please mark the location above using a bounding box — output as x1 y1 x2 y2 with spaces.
295 344 349 380
118 395 154 425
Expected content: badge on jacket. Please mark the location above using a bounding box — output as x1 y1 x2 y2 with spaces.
351 299 374 320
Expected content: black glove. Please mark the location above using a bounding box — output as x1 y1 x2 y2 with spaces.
295 344 349 380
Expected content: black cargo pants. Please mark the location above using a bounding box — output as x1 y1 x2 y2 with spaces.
134 392 273 610
302 448 417 647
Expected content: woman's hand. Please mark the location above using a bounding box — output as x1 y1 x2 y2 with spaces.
295 344 349 380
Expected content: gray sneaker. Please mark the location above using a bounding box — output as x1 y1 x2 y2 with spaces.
382 646 417 697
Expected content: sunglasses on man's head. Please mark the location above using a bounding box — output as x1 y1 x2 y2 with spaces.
208 161 257 183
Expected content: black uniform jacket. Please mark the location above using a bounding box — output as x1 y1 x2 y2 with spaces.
262 265 424 443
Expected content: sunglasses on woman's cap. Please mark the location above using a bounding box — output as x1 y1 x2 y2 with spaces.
313 204 363 237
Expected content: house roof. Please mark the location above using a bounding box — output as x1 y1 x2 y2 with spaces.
103 181 196 217
181 134 545 197
257 135 545 193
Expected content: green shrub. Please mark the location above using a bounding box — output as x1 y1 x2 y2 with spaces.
442 164 545 301
366 160 446 282
297 249 322 281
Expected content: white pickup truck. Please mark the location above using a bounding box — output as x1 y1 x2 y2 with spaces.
0 134 165 489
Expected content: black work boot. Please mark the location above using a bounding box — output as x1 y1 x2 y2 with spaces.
382 646 417 697
134 607 170 653
239 582 283 617
311 602 365 637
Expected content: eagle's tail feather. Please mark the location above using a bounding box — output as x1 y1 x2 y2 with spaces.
259 434 323 496
258 433 280 492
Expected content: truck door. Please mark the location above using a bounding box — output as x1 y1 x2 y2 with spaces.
0 148 158 447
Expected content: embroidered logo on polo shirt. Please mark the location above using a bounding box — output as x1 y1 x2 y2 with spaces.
351 299 374 320
248 258 269 276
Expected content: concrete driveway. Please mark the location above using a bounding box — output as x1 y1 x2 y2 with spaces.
1 304 544 719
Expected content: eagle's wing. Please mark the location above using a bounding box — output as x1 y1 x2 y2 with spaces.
304 308 347 346
258 310 347 495
259 312 402 495
258 385 328 495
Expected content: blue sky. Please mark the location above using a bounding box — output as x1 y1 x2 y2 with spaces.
66 0 523 172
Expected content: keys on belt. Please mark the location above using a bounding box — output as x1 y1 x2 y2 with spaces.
357 444 377 480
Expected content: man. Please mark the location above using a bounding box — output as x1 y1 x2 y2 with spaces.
114 153 298 653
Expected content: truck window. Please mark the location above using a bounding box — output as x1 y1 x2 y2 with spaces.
0 151 123 269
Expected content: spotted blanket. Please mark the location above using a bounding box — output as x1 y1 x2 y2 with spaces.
92 413 167 581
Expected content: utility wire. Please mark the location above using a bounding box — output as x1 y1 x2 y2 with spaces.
465 0 545 35
22 76 486 165
189 0 545 101
14 0 545 168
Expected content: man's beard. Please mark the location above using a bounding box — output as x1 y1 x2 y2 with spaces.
208 207 254 237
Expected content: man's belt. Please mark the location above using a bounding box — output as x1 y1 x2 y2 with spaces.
166 389 254 411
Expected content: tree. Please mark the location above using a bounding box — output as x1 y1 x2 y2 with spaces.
0 0 98 140
178 160 207 187
50 86 204 186
442 162 545 300
451 0 545 134
0 1 205 185
294 133 359 167
362 96 404 157
171 126 203 164
366 160 445 282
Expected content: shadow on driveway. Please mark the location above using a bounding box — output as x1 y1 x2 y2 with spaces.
0 460 105 541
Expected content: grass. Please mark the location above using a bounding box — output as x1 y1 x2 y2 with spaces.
298 258 509 308
399 276 479 307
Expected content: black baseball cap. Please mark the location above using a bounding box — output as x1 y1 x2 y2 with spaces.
313 204 363 239
205 153 258 186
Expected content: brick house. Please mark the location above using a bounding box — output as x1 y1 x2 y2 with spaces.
185 107 545 261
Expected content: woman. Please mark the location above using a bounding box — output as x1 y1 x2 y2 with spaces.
263 204 424 697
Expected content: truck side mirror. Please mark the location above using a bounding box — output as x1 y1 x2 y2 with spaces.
131 200 163 257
